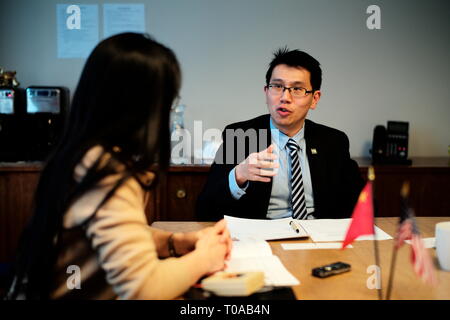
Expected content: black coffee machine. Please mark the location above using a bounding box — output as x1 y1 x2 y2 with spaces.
0 87 26 161
0 86 69 161
23 86 69 161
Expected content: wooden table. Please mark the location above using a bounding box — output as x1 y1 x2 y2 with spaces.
152 217 450 300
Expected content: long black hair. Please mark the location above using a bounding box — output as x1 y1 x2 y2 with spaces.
6 33 181 299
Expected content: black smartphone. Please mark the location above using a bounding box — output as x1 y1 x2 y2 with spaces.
312 262 351 278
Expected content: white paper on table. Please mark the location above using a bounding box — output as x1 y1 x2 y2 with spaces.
225 255 300 286
298 218 392 242
224 215 308 240
231 239 273 259
281 242 353 250
405 237 435 248
225 239 300 286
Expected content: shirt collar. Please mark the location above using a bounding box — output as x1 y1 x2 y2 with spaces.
270 118 305 150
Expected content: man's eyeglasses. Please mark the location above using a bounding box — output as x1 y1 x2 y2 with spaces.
267 84 313 98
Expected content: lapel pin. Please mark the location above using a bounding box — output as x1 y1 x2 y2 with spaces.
311 148 318 154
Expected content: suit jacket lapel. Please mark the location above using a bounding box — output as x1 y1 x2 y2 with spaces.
304 119 326 217
248 115 273 215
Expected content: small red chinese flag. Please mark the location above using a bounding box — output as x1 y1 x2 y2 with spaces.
342 182 375 249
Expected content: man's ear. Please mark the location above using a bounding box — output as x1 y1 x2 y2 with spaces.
309 90 321 110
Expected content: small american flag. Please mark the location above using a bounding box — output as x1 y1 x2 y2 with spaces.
394 182 437 286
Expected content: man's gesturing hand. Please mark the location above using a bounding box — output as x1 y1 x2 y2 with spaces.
235 144 279 187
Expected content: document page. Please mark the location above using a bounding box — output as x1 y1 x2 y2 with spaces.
406 237 435 248
226 255 300 286
230 239 273 259
281 242 353 250
298 218 392 242
224 215 308 240
226 239 300 286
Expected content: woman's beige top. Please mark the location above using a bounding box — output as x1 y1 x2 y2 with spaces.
50 146 192 300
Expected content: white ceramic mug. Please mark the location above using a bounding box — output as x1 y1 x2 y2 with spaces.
435 221 450 271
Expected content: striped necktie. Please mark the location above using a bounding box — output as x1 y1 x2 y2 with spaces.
287 139 308 219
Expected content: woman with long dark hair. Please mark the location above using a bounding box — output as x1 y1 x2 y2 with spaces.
5 33 231 299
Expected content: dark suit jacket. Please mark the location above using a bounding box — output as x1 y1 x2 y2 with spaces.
196 114 364 221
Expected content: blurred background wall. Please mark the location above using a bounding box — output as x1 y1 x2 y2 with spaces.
1 0 448 157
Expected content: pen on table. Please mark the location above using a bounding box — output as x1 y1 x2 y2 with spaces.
290 220 300 233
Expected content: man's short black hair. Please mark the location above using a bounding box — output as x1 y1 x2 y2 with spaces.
265 47 322 91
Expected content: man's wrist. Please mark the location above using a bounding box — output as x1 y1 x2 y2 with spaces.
235 164 247 187
228 167 248 200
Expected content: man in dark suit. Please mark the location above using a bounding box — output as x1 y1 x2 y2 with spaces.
197 48 364 221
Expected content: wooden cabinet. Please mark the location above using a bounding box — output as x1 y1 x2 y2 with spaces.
1 158 449 263
358 158 450 218
155 166 210 221
160 158 450 221
0 163 212 263
0 163 41 264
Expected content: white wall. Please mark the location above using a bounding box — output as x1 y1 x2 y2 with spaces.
1 0 449 157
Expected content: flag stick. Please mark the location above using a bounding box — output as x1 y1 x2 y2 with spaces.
386 182 409 300
386 243 398 300
368 166 382 300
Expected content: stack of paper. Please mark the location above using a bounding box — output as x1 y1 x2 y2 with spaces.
224 215 392 243
225 239 300 286
224 215 308 240
281 243 353 250
298 218 392 242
